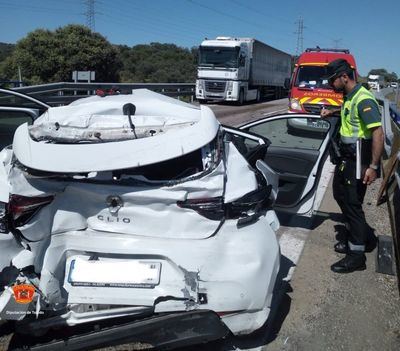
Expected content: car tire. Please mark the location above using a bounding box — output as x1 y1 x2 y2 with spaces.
238 90 244 105
256 89 261 103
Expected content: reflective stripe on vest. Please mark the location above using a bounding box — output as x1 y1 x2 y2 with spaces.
340 87 378 144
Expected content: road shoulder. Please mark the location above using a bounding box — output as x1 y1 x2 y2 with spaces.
266 175 400 350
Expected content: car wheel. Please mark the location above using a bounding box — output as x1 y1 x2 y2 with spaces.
256 89 261 103
238 90 244 105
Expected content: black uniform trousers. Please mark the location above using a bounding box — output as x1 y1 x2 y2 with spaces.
332 157 372 251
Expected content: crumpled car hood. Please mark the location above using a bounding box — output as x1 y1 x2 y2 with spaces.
12 90 220 173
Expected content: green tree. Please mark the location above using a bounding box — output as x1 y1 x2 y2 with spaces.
118 43 197 83
0 43 15 63
368 68 398 83
387 71 398 83
0 25 120 84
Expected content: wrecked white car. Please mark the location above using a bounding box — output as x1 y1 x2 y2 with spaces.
0 89 280 349
0 88 336 350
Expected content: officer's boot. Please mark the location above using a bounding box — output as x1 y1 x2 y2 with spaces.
333 222 350 254
331 251 366 273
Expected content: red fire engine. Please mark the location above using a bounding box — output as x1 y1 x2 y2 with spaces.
288 48 357 114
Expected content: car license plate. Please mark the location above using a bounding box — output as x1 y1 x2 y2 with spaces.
307 119 328 129
67 257 161 288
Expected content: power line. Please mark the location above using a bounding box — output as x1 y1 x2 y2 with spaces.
84 0 95 31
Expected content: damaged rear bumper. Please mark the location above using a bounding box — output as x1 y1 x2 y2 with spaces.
12 310 230 351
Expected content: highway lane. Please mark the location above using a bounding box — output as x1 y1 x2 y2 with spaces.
199 98 289 126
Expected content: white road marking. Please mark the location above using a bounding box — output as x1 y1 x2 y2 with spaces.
279 229 308 281
313 160 335 212
278 159 335 281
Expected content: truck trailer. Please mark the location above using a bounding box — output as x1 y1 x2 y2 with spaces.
196 37 292 104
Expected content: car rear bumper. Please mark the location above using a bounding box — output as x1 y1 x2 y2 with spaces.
13 310 230 351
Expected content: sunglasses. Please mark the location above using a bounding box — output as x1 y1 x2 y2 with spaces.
328 74 343 85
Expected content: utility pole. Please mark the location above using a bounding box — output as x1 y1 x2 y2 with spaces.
332 38 342 49
84 0 95 31
294 16 304 56
18 66 22 87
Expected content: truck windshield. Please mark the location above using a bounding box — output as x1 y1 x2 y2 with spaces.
295 66 331 89
199 47 239 68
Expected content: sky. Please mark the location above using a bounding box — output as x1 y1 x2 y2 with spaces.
0 0 398 77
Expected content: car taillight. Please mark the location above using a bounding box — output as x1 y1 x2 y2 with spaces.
177 184 272 224
7 194 54 227
177 197 224 221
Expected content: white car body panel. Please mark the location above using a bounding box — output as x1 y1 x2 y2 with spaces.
0 157 9 202
13 91 219 173
0 90 284 340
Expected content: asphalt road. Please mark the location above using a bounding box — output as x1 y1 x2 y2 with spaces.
202 98 289 126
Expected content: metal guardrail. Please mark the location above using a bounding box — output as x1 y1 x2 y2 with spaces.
12 82 196 106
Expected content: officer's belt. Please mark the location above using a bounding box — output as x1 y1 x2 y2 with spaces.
340 135 372 144
338 139 372 159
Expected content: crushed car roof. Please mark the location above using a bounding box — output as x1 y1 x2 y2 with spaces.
12 89 220 173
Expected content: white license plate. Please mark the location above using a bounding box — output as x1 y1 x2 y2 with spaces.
67 257 161 288
307 119 329 129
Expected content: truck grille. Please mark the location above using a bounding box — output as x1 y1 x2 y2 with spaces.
303 103 323 114
205 81 226 93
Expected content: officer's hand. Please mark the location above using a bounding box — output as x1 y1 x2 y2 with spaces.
320 107 331 119
363 168 377 185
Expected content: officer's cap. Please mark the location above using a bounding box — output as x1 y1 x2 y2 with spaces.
324 59 353 81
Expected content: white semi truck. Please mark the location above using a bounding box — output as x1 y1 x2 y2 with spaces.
368 74 385 91
196 37 292 104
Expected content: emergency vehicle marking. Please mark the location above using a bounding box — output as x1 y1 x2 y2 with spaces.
299 97 342 106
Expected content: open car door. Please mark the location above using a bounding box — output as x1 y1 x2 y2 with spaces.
230 113 339 216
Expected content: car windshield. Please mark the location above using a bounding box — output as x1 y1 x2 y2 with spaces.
199 46 239 68
295 66 331 89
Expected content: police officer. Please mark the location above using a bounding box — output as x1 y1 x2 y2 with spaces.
321 59 384 273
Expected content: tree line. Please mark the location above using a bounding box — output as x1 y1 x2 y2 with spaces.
0 25 398 86
367 69 398 84
0 25 198 86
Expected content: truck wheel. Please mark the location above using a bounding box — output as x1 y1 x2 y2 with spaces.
256 89 261 103
238 90 244 105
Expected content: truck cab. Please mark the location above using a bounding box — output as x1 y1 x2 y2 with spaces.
368 74 385 91
196 37 249 103
288 48 357 114
196 37 291 104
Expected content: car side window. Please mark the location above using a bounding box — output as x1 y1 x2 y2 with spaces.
246 117 330 150
0 110 34 150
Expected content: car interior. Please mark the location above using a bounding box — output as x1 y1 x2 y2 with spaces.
236 116 332 208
